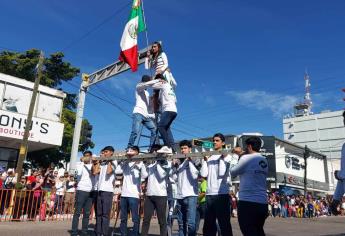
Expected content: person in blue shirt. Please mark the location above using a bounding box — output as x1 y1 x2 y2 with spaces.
231 136 268 236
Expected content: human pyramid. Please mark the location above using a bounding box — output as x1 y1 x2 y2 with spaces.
71 42 270 236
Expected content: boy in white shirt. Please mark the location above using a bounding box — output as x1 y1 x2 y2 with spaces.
116 146 148 236
94 146 118 236
175 140 199 236
71 151 95 236
141 144 171 236
127 75 157 149
200 133 233 236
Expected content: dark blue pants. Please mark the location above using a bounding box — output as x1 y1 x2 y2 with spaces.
203 195 233 236
157 111 177 150
238 200 268 236
95 191 113 236
71 190 93 235
120 197 140 236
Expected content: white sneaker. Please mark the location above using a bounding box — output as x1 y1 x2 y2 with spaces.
157 146 173 154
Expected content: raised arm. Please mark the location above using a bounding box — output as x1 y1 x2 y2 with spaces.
136 79 161 91
230 156 248 178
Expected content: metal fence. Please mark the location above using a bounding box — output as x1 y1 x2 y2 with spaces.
0 189 122 222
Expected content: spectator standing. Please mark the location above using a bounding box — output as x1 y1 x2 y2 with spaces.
12 176 27 220
64 174 76 214
55 176 65 214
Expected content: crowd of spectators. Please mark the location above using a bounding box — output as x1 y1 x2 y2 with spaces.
0 165 343 222
267 192 337 218
0 166 76 220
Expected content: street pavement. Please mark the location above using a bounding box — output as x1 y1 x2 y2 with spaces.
0 216 344 236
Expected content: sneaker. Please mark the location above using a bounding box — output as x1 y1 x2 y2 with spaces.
330 199 340 215
157 146 173 154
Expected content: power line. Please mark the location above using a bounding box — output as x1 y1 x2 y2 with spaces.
66 80 198 137
61 2 131 52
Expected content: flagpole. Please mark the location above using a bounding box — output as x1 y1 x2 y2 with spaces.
141 0 149 48
140 0 154 78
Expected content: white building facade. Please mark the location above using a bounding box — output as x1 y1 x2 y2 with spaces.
283 110 345 190
0 73 66 169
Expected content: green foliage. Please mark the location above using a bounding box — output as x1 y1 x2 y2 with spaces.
0 49 94 168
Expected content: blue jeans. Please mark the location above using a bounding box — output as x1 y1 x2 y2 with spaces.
120 197 140 236
281 206 288 218
128 113 157 148
178 196 198 236
157 111 177 150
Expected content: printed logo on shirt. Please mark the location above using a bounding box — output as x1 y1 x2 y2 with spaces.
259 160 267 169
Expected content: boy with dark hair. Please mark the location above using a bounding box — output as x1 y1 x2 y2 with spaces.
116 146 148 236
200 133 233 236
141 145 171 236
71 149 94 235
231 136 268 236
95 146 117 236
127 75 157 150
173 139 199 236
137 72 177 154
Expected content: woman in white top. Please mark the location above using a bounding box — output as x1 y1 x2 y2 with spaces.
145 41 177 88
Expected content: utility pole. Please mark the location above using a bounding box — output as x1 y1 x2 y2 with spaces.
69 74 89 173
16 51 44 179
303 145 310 196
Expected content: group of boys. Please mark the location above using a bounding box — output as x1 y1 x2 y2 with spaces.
71 133 271 236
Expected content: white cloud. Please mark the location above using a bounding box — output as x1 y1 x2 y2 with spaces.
226 90 299 117
109 74 138 94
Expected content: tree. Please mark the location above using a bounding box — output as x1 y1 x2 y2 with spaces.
0 49 94 168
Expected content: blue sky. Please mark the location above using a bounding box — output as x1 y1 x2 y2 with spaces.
1 0 344 155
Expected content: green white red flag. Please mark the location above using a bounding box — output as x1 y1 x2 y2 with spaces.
119 0 146 72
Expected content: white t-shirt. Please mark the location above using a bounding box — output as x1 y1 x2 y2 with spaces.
76 164 94 192
56 181 65 196
66 181 76 193
138 80 177 113
97 160 118 193
231 153 268 204
176 160 199 198
132 86 154 118
115 161 148 198
200 154 232 195
146 161 171 197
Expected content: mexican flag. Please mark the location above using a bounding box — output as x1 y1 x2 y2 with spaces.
119 0 146 72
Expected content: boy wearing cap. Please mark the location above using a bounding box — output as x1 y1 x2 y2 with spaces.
115 146 148 236
95 146 117 236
